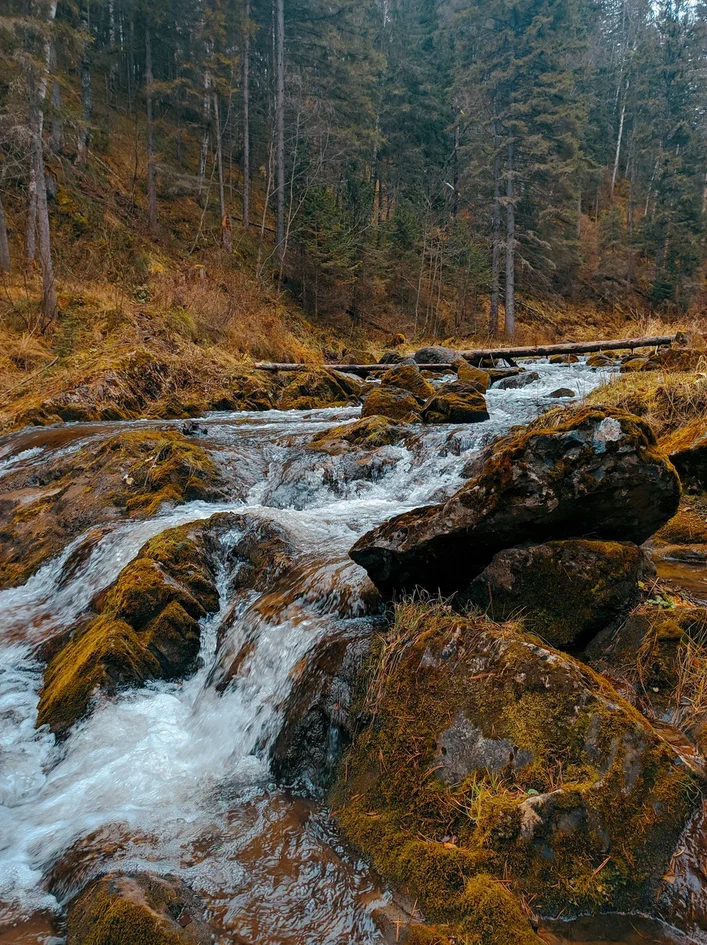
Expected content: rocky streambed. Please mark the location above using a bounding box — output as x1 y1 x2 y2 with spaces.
1 354 707 945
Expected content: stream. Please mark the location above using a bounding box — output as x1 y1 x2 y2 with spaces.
1 360 692 945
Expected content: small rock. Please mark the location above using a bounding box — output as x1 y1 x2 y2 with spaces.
549 387 576 398
380 362 435 400
421 383 489 424
181 419 206 435
549 353 579 364
492 371 540 390
454 360 490 392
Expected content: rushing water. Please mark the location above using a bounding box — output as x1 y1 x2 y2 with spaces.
0 361 613 944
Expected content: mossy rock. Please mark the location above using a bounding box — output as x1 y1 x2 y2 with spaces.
66 872 212 945
37 520 222 736
463 539 654 649
655 501 707 545
380 363 435 400
0 430 220 590
656 347 707 372
351 406 680 596
308 416 410 455
333 602 699 927
421 384 489 424
621 357 658 373
454 361 490 393
361 386 423 423
586 354 618 368
277 369 364 410
663 420 707 489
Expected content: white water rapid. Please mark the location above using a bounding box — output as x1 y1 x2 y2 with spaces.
0 360 610 944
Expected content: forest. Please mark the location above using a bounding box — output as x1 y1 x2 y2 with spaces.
1 0 706 343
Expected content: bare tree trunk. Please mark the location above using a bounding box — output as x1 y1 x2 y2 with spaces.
504 138 515 339
489 120 502 336
0 193 11 272
610 84 627 199
145 26 158 234
76 0 92 165
275 0 285 261
242 0 251 227
50 44 62 153
198 66 211 195
25 165 37 262
213 93 232 253
452 123 459 218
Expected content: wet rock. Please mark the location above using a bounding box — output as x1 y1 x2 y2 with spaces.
621 357 658 373
486 367 525 384
361 386 423 423
549 387 575 398
421 382 489 425
0 429 221 590
334 604 699 924
549 353 579 364
413 345 458 365
350 407 681 595
66 871 212 945
308 416 410 454
380 362 435 400
492 371 540 391
454 361 490 392
463 539 654 649
379 350 405 365
180 419 206 435
277 369 364 410
663 420 707 490
586 353 618 368
271 621 379 789
36 515 231 736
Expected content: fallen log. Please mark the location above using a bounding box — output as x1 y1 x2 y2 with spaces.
254 334 678 374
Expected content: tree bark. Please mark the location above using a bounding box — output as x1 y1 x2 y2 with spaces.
275 0 285 261
213 93 232 253
145 26 158 234
242 0 251 227
76 0 92 165
198 65 211 196
610 85 627 199
489 120 502 335
0 193 11 272
50 43 62 153
504 137 515 339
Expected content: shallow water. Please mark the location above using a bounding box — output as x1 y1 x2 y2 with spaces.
0 360 638 943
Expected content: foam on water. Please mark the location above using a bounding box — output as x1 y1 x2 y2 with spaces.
0 359 610 941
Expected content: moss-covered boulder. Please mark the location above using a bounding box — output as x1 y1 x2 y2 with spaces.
380 362 435 400
586 353 617 368
333 602 698 933
454 361 490 393
276 369 364 410
361 386 423 423
66 872 212 945
549 353 579 364
621 357 658 373
37 518 224 735
0 430 220 590
421 383 490 425
350 407 680 595
464 540 654 649
308 416 410 454
662 420 707 489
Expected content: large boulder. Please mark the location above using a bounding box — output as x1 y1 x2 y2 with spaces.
413 345 458 365
662 420 707 489
491 370 540 390
455 361 490 392
421 382 489 425
380 362 435 400
333 604 698 934
350 407 680 595
463 539 654 649
277 369 364 410
361 386 423 423
308 416 410 455
66 872 212 945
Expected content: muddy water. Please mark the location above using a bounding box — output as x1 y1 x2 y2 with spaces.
1 360 674 945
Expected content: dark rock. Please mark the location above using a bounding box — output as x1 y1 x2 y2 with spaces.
463 539 654 649
66 871 212 945
308 416 410 454
270 621 379 789
663 420 707 489
492 371 540 391
361 385 423 423
413 345 458 365
621 357 658 373
180 419 206 435
350 407 681 596
586 354 618 368
549 387 576 398
379 350 404 365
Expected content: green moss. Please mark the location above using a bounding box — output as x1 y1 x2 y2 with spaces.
333 602 697 927
422 388 489 424
37 522 218 736
308 416 409 454
380 363 435 400
361 386 423 423
277 369 363 410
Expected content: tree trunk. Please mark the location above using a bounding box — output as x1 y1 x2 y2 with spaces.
25 164 37 262
198 66 211 196
213 93 232 253
610 85 627 199
489 121 502 336
50 44 62 153
145 26 158 234
242 0 251 227
0 193 11 272
504 138 515 339
275 0 285 261
76 0 92 165
452 123 459 218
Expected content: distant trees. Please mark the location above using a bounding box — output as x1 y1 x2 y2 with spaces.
0 0 704 334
